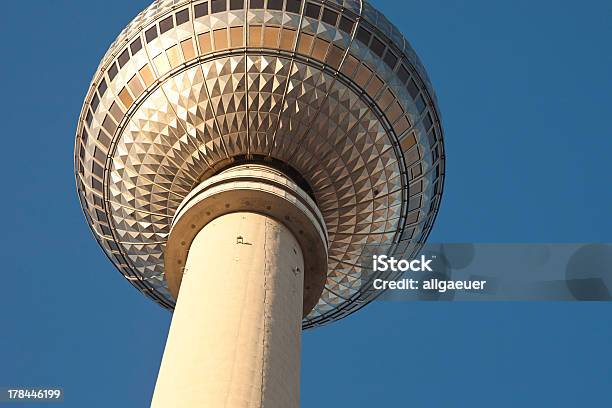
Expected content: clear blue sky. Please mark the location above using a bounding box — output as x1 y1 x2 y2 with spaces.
1 0 611 406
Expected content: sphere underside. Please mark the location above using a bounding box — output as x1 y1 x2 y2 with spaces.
75 0 445 328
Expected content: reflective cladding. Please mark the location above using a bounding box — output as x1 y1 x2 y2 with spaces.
75 0 445 329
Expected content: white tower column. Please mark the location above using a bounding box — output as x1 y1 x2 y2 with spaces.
151 212 304 408
151 165 328 408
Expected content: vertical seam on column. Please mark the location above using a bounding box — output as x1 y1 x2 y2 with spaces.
223 214 248 408
260 217 269 407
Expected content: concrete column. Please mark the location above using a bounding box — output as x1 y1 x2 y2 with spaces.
151 212 304 408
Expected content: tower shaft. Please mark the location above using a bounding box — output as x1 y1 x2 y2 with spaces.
151 212 304 408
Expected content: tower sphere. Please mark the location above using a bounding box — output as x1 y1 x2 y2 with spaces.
75 0 445 328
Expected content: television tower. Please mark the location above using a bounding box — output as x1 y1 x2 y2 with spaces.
75 0 445 406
